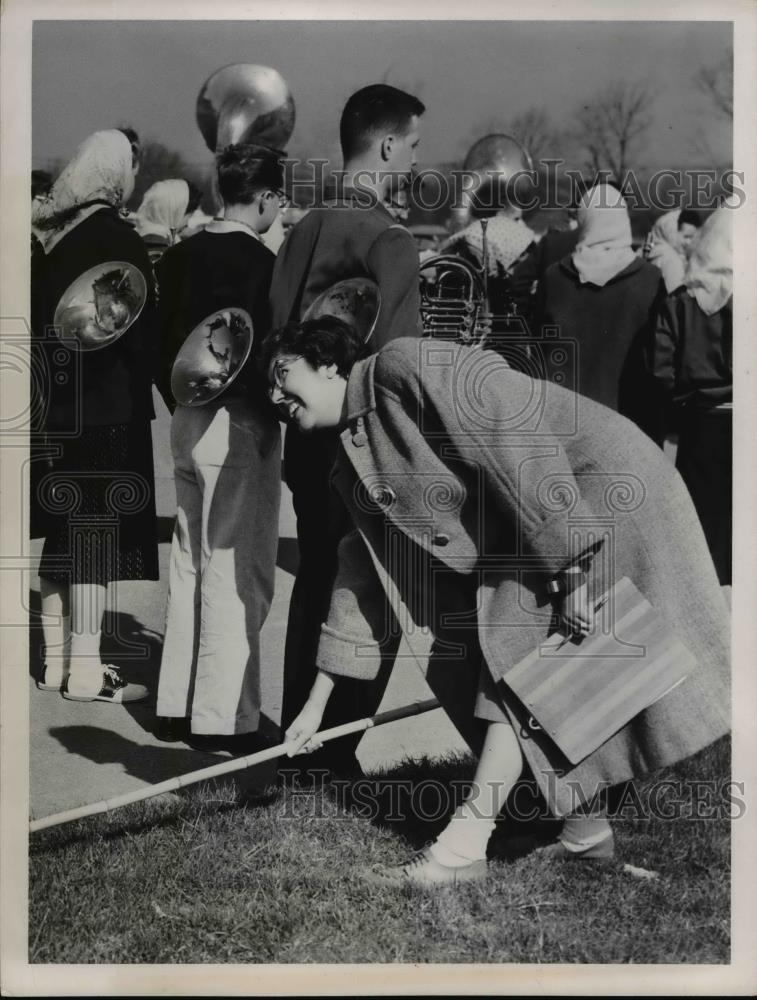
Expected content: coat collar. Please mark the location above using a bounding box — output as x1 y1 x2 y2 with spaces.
344 354 379 423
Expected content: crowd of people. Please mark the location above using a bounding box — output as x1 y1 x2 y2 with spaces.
30 82 732 887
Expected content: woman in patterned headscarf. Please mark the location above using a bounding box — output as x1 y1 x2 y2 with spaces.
534 183 666 443
444 175 538 311
652 203 733 584
31 130 159 704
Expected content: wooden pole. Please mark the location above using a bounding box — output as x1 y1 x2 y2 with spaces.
29 698 441 834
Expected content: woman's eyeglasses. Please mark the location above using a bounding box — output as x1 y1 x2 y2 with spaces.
269 356 300 396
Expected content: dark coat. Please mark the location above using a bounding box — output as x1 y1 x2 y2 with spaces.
316 338 730 815
535 255 666 442
32 207 157 431
510 227 580 325
652 288 732 408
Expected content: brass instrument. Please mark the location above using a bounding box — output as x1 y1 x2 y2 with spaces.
451 132 535 233
418 254 488 345
170 64 296 406
302 278 381 344
196 63 296 152
171 308 254 407
53 261 147 351
419 133 534 347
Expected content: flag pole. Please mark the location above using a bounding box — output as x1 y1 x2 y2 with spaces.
29 698 441 834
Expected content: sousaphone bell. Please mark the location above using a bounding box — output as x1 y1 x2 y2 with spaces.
196 63 296 152
302 278 381 344
171 308 254 407
450 132 535 232
53 261 147 351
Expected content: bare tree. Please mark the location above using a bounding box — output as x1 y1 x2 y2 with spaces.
128 140 208 210
695 53 733 120
574 80 655 179
459 107 560 164
507 109 560 164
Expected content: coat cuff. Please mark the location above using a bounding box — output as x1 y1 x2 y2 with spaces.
530 500 603 578
316 625 383 681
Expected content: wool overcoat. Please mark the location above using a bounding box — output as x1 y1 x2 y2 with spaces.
316 338 730 815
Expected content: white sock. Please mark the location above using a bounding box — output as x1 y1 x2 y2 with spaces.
68 632 105 689
429 802 496 867
560 815 612 852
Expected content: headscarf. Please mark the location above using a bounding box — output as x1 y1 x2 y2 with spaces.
31 130 135 254
134 179 190 245
571 184 636 287
684 203 733 316
449 211 537 275
646 209 686 293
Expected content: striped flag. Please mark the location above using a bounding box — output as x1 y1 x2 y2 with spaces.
502 577 694 764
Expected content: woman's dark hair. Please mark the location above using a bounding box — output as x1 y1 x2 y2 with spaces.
31 170 52 199
216 144 284 207
116 126 141 164
259 316 367 381
185 180 203 214
340 84 425 161
678 208 702 229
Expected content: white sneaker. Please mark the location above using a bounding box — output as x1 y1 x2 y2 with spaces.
63 665 149 704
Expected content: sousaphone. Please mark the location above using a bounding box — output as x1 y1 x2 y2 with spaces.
170 63 297 406
420 132 535 346
302 278 381 344
171 308 254 407
450 132 535 232
53 261 148 351
196 63 296 152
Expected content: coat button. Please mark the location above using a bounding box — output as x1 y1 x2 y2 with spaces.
351 417 367 447
432 533 450 547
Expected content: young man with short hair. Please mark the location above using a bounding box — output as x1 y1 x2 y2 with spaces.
269 84 425 779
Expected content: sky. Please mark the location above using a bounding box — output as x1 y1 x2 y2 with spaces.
32 20 732 173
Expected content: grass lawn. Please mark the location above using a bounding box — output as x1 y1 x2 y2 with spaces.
29 738 731 964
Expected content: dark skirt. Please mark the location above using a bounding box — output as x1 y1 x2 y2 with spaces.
36 421 159 585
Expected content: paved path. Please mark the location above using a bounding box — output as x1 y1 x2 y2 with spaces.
29 392 465 823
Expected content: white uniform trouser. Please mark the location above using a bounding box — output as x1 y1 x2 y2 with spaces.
157 396 281 735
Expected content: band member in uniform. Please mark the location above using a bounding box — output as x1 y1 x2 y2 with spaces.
31 129 157 704
154 144 285 751
269 84 425 778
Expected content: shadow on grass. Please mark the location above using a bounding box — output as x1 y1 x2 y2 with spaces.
36 725 277 843
325 755 564 860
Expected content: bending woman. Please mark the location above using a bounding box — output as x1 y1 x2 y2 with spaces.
262 320 730 887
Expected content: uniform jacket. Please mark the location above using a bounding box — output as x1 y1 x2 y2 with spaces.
154 227 277 415
316 338 730 815
269 188 422 348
